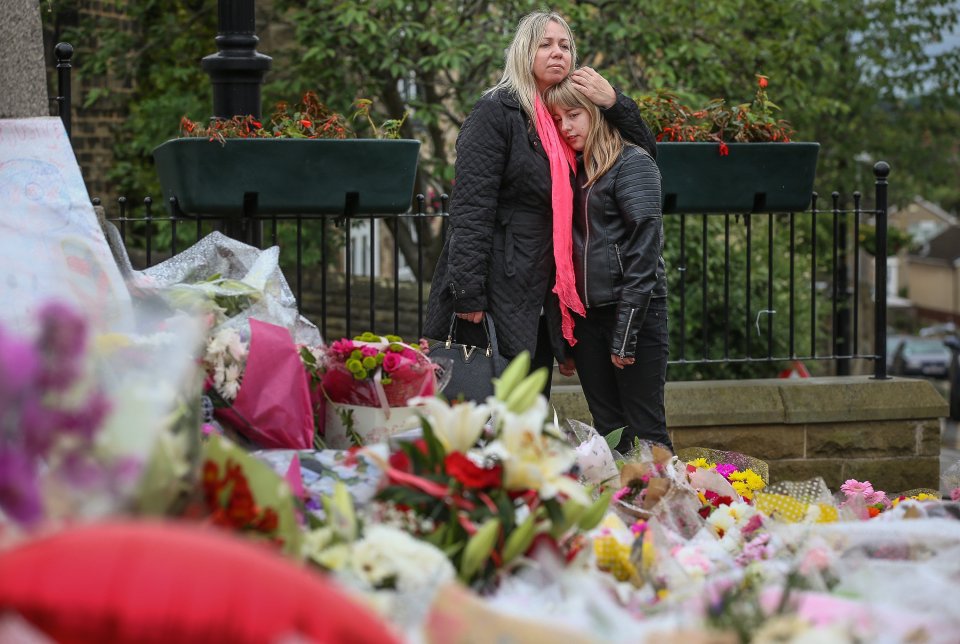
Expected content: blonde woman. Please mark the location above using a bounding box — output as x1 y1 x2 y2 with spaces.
423 11 656 400
543 78 670 452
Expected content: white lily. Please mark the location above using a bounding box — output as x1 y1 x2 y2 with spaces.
486 425 589 506
408 396 491 453
486 393 549 442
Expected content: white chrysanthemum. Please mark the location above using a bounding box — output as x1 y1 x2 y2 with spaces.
707 506 736 535
348 525 454 592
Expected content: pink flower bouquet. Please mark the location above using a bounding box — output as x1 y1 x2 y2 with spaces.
317 333 437 409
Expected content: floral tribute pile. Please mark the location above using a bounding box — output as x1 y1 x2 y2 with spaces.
3 287 960 643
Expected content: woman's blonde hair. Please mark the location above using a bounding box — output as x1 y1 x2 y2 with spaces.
543 78 625 186
486 11 578 121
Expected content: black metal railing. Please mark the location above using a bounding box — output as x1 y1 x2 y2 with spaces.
92 170 892 380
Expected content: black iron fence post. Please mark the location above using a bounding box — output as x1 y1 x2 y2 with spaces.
55 42 73 140
873 161 890 380
201 0 272 121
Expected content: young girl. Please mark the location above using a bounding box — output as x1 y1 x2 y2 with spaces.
544 78 671 452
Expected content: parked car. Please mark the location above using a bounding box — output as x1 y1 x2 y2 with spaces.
890 336 952 378
886 334 905 371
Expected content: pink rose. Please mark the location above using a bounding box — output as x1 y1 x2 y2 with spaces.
401 347 419 362
361 345 379 358
951 487 960 502
382 352 403 373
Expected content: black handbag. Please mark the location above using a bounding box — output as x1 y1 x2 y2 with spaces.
427 314 509 403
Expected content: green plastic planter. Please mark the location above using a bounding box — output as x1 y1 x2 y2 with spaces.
153 138 421 216
656 142 820 214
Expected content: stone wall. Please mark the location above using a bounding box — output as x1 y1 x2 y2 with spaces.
552 376 947 493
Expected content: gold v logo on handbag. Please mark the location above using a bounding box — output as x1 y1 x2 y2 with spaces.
462 345 476 361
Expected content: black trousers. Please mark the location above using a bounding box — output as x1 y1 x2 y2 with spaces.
453 315 555 398
569 300 671 452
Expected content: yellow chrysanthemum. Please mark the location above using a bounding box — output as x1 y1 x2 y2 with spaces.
911 493 938 502
688 457 715 469
594 535 636 582
732 480 753 500
743 469 766 491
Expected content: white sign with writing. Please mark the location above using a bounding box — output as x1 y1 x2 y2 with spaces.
0 117 131 334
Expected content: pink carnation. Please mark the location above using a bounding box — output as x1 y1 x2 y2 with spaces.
714 463 737 479
401 347 419 361
360 345 379 358
612 486 631 502
951 487 960 502
330 339 355 356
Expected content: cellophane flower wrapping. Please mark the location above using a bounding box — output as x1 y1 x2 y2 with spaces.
563 419 619 487
0 300 204 529
214 319 314 449
128 231 321 346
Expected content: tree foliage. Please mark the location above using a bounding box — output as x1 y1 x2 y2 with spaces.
44 0 959 377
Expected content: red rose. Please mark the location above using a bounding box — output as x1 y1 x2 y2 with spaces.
389 449 411 473
444 452 502 489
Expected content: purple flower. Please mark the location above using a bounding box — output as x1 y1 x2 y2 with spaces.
0 446 43 525
37 301 88 359
0 330 41 402
36 301 88 391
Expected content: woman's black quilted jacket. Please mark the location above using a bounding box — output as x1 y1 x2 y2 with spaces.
423 88 657 360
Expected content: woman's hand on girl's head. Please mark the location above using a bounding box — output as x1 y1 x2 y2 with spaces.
570 67 616 109
611 354 635 369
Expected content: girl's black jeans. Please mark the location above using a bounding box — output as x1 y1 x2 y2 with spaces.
568 299 671 453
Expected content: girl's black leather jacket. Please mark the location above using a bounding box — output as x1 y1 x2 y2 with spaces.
572 144 667 358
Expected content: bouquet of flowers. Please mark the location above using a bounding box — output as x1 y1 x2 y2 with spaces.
353 353 609 588
0 302 111 526
837 478 940 520
611 443 677 520
203 319 315 450
309 332 441 448
682 449 769 510
314 332 437 409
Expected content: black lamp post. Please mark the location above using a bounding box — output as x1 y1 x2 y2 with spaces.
201 0 272 121
200 0 271 244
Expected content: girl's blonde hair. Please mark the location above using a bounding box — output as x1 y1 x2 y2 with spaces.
486 11 578 122
543 78 625 186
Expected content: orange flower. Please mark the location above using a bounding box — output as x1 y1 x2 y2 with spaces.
300 119 312 128
758 76 769 88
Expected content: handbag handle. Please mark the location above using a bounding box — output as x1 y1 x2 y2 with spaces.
446 313 500 358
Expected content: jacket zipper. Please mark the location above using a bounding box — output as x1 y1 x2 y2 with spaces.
619 307 637 358
615 243 624 275
583 183 595 307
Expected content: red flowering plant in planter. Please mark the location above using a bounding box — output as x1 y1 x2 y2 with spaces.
639 75 818 213
637 74 795 153
178 91 406 143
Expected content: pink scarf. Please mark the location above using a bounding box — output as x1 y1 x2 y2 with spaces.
533 94 585 346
